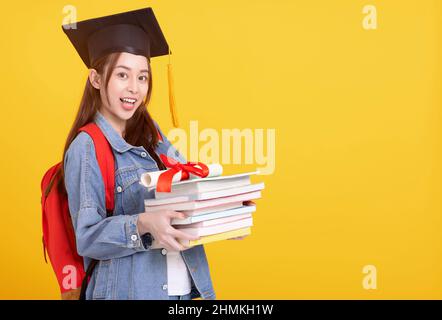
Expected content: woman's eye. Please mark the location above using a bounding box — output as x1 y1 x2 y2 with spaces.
117 72 128 79
139 75 148 81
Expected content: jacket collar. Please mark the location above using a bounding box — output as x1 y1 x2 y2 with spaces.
94 111 135 153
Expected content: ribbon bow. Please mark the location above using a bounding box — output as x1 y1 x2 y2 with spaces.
156 154 209 192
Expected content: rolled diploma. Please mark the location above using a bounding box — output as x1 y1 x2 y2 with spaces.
139 163 223 188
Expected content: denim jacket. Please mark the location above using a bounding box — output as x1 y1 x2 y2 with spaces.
63 111 216 300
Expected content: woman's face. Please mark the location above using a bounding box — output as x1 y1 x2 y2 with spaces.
93 52 149 125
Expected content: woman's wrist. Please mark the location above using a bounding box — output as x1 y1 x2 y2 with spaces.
136 212 152 236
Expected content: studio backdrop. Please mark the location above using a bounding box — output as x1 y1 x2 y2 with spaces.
0 0 441 299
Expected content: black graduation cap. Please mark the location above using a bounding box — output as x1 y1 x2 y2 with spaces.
62 7 169 67
62 7 179 127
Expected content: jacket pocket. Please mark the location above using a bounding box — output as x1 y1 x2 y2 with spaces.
117 165 143 215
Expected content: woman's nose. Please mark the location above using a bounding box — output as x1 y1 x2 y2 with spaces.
127 77 138 94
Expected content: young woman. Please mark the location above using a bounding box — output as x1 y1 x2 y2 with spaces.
60 8 218 300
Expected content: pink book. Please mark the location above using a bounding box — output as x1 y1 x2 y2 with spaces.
145 190 262 212
176 213 252 229
144 183 264 206
171 203 256 225
178 217 253 237
180 201 243 216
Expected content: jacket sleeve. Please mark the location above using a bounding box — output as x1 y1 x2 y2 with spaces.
64 132 150 260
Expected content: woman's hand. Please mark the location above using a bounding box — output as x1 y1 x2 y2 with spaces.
137 210 200 252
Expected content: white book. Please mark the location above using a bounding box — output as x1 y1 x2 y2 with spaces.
153 171 258 199
171 204 256 225
155 171 259 187
176 213 253 228
147 201 243 216
178 217 253 237
145 190 262 211
144 183 265 206
180 202 243 216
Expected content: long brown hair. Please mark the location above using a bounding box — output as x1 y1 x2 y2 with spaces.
57 52 166 192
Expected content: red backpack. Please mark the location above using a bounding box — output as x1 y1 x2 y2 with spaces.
41 123 115 300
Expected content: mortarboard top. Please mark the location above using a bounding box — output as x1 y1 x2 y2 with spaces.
62 7 179 127
62 7 169 68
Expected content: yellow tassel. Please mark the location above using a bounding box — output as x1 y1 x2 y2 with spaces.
168 50 179 127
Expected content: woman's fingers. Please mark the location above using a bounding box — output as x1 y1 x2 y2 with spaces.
158 210 240 250
163 236 187 252
168 210 188 220
159 227 198 251
169 210 185 218
169 227 200 241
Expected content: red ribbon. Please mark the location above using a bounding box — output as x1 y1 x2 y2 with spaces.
156 154 210 192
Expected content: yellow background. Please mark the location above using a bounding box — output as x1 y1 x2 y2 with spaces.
0 0 441 299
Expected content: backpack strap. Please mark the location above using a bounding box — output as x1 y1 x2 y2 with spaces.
78 123 115 213
77 122 115 300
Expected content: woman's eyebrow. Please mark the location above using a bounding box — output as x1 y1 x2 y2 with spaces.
115 65 148 73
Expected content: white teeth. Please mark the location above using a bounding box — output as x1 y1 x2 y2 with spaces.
121 98 136 104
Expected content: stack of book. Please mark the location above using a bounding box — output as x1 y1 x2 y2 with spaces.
144 171 264 247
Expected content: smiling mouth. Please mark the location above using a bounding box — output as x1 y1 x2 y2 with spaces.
120 97 137 105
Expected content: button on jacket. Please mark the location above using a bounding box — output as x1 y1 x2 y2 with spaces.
63 111 216 300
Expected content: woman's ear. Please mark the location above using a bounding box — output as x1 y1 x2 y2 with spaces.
88 69 101 89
